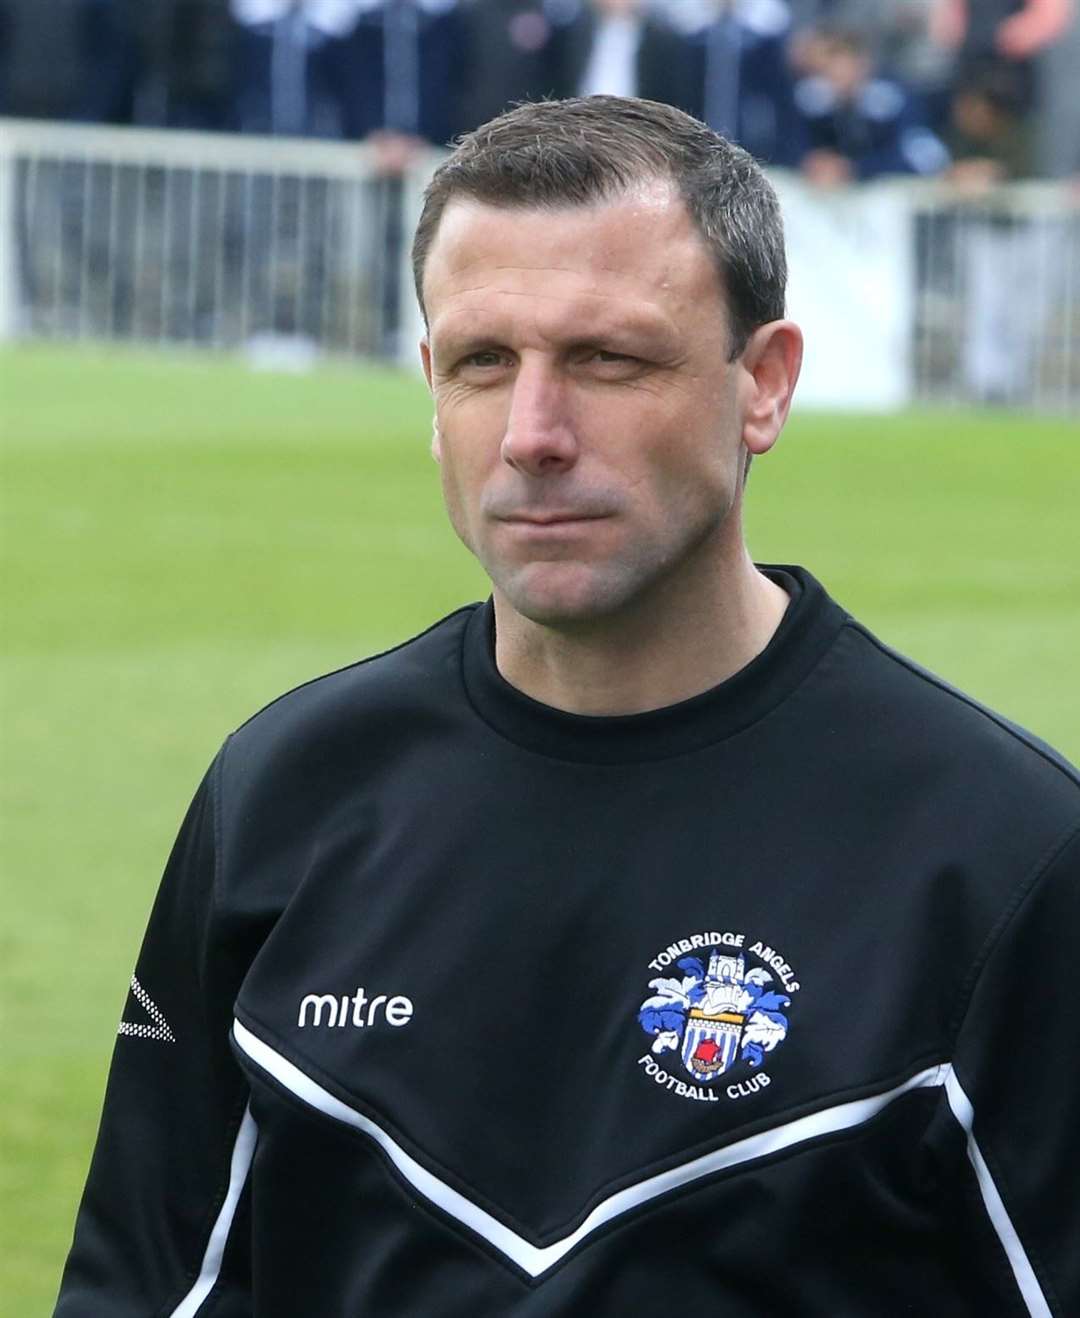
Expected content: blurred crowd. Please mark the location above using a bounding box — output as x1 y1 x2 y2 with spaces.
1 0 1077 185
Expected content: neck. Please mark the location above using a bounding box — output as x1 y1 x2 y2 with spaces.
492 550 790 716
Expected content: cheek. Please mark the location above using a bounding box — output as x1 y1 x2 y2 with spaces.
436 448 469 536
638 419 740 518
434 431 492 552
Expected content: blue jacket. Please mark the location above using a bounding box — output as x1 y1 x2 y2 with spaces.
793 73 950 179
681 0 803 168
233 1 466 143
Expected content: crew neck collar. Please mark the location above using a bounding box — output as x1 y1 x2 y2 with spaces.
461 565 847 764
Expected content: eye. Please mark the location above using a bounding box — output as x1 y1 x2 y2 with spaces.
461 349 507 369
582 349 645 376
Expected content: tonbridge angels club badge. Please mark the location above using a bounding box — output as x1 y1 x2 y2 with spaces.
636 930 801 1103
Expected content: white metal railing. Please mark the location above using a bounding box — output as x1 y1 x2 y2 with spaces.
772 172 1078 412
0 116 428 367
1 116 1077 411
909 183 1077 412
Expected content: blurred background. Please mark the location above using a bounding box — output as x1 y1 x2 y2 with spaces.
2 1 1079 1312
1 0 1079 404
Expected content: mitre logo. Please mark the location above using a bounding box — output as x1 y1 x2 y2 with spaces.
635 929 801 1103
297 988 414 1030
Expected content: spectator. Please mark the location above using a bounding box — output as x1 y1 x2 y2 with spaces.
669 0 803 168
229 0 465 151
790 1 955 131
793 23 950 183
325 1 469 359
0 3 7 114
931 0 1074 113
944 62 1055 403
2 0 233 130
0 0 85 119
73 0 141 124
557 0 696 114
330 0 467 169
230 0 365 138
458 0 569 134
129 0 234 130
1036 0 1079 175
946 61 1033 182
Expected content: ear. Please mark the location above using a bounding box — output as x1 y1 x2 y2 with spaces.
738 320 803 457
419 338 442 462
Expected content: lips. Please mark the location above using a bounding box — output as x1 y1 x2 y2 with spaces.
500 512 609 525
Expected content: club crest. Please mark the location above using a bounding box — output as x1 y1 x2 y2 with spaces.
636 931 801 1103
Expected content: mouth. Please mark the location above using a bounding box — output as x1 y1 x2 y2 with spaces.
499 515 610 540
500 512 610 527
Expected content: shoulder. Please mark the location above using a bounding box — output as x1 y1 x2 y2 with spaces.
833 617 1079 821
200 604 480 912
221 604 479 790
795 614 1080 945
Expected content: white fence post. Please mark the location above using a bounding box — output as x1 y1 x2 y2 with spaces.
397 148 443 373
774 173 916 411
0 123 18 340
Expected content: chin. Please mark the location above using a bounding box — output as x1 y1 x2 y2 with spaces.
494 562 644 628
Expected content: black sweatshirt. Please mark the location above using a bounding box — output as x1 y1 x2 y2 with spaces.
55 566 1080 1316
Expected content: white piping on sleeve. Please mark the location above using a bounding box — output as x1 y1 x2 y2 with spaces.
169 1103 258 1318
943 1070 1053 1318
233 1018 954 1280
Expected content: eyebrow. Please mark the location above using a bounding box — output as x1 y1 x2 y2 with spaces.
432 312 679 361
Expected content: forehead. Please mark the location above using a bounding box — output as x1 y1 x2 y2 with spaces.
422 183 725 343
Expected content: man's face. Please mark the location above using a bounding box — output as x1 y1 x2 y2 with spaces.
420 183 759 628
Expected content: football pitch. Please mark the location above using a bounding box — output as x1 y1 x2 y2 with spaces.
3 343 1078 1312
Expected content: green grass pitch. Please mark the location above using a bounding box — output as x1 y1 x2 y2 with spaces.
3 343 1078 1313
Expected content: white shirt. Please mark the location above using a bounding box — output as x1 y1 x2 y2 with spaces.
231 0 366 38
578 15 642 99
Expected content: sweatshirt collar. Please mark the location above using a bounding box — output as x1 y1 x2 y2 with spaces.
461 565 846 764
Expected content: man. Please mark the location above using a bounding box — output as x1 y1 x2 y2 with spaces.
670 0 805 167
559 0 697 114
789 0 955 132
931 0 1074 115
230 0 466 145
55 96 1078 1314
457 0 568 134
230 0 363 138
944 62 1045 404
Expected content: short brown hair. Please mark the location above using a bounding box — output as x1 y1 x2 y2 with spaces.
411 96 787 358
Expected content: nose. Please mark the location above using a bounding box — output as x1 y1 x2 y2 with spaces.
500 359 579 478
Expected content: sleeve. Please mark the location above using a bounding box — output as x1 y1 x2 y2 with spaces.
54 748 255 1317
745 32 806 170
949 820 1080 1317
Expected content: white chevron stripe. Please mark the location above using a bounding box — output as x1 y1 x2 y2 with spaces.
234 1020 1032 1283
169 1104 258 1317
943 1071 1052 1318
118 974 175 1042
